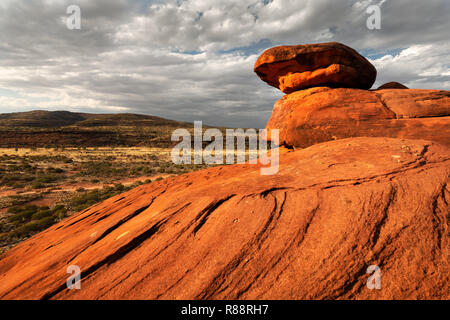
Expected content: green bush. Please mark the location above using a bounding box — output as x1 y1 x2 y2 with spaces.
1 180 143 248
8 210 33 223
35 173 58 184
0 233 8 242
36 216 55 228
31 209 53 220
7 205 38 223
7 206 23 214
15 221 40 236
54 208 67 220
114 183 125 192
31 182 44 189
12 182 26 189
47 167 64 174
10 216 55 238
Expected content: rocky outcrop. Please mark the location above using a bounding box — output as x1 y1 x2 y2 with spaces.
0 137 448 300
254 42 377 93
264 87 450 148
255 42 449 149
378 82 409 90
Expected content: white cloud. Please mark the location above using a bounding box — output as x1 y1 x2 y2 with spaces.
371 43 450 90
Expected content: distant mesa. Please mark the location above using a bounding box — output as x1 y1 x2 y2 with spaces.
0 110 193 148
254 42 377 93
0 110 184 128
377 82 409 90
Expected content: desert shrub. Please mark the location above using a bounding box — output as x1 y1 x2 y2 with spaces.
67 184 130 212
35 173 59 184
0 233 8 242
36 216 55 228
2 203 68 243
54 207 67 220
11 182 26 189
7 205 38 223
31 209 53 220
7 206 23 214
12 221 39 237
142 167 153 175
10 216 54 238
47 167 64 174
8 210 34 223
130 167 140 175
31 182 44 189
114 183 125 192
0 173 34 187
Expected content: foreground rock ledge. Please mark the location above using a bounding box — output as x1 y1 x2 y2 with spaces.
0 137 448 300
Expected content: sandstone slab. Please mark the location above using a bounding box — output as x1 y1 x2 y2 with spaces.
264 87 450 148
0 137 448 300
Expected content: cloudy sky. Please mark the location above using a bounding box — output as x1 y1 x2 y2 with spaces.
0 0 449 128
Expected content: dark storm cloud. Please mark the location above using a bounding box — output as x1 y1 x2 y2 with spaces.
0 0 448 128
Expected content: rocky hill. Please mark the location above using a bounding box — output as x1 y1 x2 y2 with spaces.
0 111 195 148
0 110 184 128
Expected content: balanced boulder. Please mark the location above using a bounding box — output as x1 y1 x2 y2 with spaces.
254 42 377 93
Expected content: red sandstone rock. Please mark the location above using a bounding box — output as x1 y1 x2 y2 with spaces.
254 42 377 93
377 82 409 90
264 87 450 148
0 137 448 300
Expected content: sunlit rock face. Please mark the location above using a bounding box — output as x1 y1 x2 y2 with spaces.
254 42 377 93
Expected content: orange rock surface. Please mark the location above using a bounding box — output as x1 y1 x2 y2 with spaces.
0 137 448 300
264 87 450 148
254 42 377 93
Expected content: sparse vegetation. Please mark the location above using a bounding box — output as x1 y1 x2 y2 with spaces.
0 146 218 253
0 183 150 251
0 111 255 254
